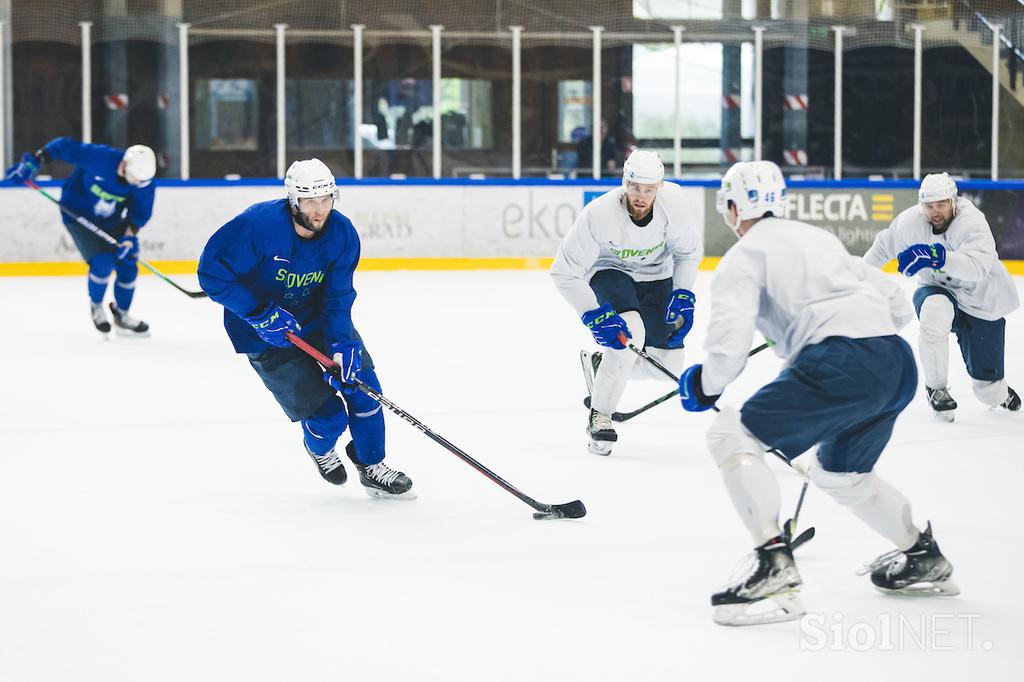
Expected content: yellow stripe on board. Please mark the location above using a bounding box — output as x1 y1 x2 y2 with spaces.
2 257 1023 276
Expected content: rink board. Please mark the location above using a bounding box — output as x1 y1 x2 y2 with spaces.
3 180 1024 274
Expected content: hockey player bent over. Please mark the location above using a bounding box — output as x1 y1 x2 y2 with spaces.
5 137 156 336
678 161 957 626
550 150 703 455
864 172 1020 420
198 158 413 498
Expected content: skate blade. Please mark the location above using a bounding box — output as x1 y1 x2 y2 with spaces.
930 409 955 423
588 440 614 456
713 591 806 626
114 327 151 338
874 578 960 597
364 487 417 500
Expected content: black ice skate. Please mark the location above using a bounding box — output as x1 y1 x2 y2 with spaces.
858 522 959 596
580 350 603 395
345 442 415 499
1001 386 1021 412
304 441 348 485
925 386 956 422
108 302 150 337
91 302 111 334
711 535 805 626
586 408 617 456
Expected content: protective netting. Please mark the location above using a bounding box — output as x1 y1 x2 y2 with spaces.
6 0 1023 51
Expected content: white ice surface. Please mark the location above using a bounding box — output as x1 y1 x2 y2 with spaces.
1 270 1022 681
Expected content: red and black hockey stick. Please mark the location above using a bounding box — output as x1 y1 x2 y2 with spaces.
25 179 207 298
617 333 815 550
287 331 586 521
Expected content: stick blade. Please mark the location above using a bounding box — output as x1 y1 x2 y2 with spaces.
532 500 587 520
789 526 816 551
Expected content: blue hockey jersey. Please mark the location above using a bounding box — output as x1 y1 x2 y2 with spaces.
198 198 360 354
45 137 155 234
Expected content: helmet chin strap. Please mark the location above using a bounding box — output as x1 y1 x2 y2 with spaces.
720 204 743 237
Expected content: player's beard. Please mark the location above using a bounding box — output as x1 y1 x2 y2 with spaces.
929 216 951 234
293 207 331 234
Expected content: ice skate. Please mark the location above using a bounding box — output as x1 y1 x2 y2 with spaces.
580 350 603 395
91 302 111 334
586 408 616 456
304 441 347 485
858 522 959 597
345 442 415 499
925 386 956 422
712 536 805 626
109 302 150 337
1001 386 1021 412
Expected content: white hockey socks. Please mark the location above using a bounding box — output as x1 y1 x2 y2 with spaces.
590 311 644 414
810 463 919 551
917 294 954 389
972 378 1009 407
720 452 783 546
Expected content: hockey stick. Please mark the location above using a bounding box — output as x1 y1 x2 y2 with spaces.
617 332 814 550
583 341 774 422
286 331 586 521
25 179 208 298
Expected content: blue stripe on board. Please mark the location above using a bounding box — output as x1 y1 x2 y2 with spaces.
6 177 1024 190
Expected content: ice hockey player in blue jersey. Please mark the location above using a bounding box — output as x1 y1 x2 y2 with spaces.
197 158 414 498
678 161 958 626
5 137 156 336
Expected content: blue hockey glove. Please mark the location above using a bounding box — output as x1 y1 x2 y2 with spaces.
679 364 720 412
323 341 363 395
244 303 301 348
897 243 946 277
664 288 696 349
116 235 139 262
581 304 631 349
4 151 42 184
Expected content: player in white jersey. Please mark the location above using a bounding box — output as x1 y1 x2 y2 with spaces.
864 172 1020 420
677 161 957 626
551 150 703 455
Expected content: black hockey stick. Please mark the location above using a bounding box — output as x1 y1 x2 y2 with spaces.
288 332 586 521
582 341 774 422
618 333 814 549
25 179 208 298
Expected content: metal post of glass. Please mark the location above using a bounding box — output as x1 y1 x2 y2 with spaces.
991 24 1002 180
752 26 764 162
79 21 93 143
672 25 685 178
912 24 924 180
352 24 365 179
430 25 443 179
275 24 287 179
511 25 523 180
177 22 190 180
832 26 845 180
589 26 604 180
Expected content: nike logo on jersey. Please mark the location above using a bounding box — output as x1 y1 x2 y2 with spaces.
273 255 290 263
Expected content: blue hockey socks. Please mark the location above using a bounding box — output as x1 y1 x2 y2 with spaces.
302 396 349 456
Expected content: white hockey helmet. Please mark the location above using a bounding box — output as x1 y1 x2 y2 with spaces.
285 158 338 212
919 172 958 218
122 144 156 186
622 149 665 190
715 161 788 235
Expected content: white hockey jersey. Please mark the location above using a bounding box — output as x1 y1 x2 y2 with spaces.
550 182 704 316
863 197 1019 321
702 217 913 396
